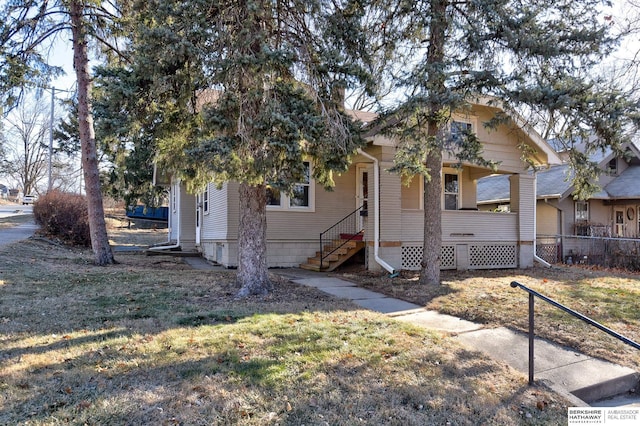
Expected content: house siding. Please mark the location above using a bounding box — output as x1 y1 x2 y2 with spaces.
265 166 358 240
400 210 519 270
536 202 559 235
442 105 538 174
401 210 518 242
198 166 360 268
202 182 229 240
178 102 556 271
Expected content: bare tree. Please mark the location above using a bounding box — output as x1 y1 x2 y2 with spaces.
0 98 50 194
1 0 122 265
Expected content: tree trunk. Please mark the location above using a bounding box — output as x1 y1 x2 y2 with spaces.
70 1 114 265
420 148 442 285
236 182 271 297
419 0 449 285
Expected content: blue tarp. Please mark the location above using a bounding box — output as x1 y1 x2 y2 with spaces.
125 205 168 221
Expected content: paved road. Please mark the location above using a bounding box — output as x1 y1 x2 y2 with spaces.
0 205 33 219
0 215 37 247
0 222 38 246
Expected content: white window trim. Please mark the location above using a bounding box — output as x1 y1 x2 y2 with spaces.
267 162 315 212
442 168 461 211
172 183 177 213
575 200 589 222
203 184 210 215
450 114 479 139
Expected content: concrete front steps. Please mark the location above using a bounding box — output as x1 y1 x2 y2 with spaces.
300 239 365 272
578 374 640 407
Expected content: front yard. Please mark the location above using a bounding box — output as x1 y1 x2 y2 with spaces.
0 232 570 425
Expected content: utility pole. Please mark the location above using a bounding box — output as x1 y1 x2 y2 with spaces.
48 86 55 192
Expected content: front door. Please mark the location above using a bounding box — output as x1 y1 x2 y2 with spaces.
356 165 369 232
614 209 624 237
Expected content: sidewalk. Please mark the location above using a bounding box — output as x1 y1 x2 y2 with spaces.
276 268 640 408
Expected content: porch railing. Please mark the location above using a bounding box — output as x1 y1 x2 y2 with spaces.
509 280 640 385
319 205 365 270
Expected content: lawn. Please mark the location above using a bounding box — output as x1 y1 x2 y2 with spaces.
343 266 640 371
0 233 568 424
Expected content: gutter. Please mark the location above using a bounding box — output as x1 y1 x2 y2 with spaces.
357 149 397 275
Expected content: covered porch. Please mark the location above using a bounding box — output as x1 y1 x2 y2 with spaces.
361 152 537 272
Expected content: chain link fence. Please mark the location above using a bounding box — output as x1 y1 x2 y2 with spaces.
537 234 640 271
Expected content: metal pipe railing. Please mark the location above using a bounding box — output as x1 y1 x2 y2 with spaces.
510 280 640 385
319 205 364 269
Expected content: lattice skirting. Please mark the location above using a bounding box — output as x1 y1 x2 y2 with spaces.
402 245 456 270
468 244 517 269
402 243 518 270
536 243 559 264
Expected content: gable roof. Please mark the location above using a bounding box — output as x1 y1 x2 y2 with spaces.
603 166 640 199
477 159 640 204
347 109 378 126
477 165 574 204
473 96 562 167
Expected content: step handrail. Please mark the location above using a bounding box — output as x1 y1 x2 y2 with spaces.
510 280 640 385
320 205 365 269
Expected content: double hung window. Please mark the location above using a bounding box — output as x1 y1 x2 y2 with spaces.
267 161 313 211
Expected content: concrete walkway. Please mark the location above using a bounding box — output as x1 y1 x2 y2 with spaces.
276 268 640 408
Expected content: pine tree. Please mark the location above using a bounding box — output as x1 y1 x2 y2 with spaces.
372 0 638 285
109 0 369 295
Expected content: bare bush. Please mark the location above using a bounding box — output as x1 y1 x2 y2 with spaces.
33 190 90 246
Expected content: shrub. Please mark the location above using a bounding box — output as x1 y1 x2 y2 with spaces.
33 190 91 247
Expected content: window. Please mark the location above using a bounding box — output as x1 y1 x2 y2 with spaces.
575 201 589 221
266 186 281 206
607 158 618 175
450 120 473 142
444 173 459 210
290 162 310 207
203 185 209 214
267 161 314 211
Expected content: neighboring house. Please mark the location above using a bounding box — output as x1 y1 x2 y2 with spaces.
156 98 560 272
478 141 640 262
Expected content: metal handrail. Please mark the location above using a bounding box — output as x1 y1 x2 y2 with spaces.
510 280 640 385
319 205 365 269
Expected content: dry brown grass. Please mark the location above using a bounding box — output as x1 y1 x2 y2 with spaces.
106 220 169 248
340 266 640 371
0 235 570 425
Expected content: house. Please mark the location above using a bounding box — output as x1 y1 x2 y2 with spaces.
477 141 640 263
156 98 561 272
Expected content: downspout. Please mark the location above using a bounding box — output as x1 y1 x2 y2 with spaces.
357 149 397 275
532 170 552 267
149 184 181 252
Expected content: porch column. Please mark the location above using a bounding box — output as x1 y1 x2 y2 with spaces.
509 174 535 268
